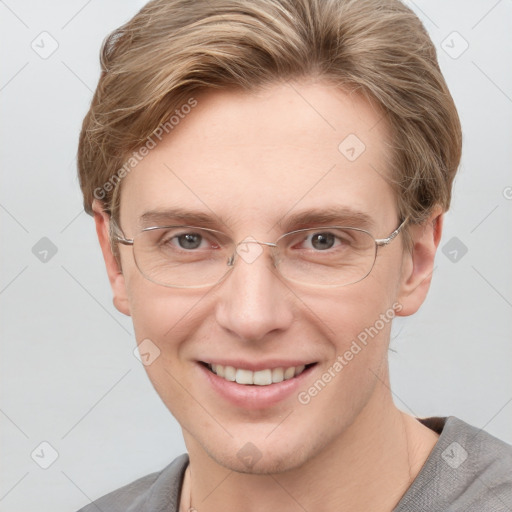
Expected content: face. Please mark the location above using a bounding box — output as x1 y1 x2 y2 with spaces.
96 78 437 474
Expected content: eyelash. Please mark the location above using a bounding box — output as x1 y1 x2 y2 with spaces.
159 229 352 251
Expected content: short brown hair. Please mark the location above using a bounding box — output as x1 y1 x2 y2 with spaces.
77 0 462 231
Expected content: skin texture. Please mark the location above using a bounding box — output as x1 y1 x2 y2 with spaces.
93 78 443 511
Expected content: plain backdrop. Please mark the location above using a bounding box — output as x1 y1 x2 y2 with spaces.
1 1 511 511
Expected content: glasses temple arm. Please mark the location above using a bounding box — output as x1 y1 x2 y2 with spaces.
374 217 409 246
109 219 134 245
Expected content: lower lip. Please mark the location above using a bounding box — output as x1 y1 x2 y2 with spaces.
198 363 316 409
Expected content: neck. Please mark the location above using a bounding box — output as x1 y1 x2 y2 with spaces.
180 378 439 512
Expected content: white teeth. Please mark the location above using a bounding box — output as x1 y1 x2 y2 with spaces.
284 367 295 380
224 366 236 382
208 363 308 385
271 367 284 383
236 369 253 385
253 369 272 386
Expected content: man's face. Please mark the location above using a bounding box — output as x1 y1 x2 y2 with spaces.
115 79 408 473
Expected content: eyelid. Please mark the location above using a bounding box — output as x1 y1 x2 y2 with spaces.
279 225 365 237
300 228 349 241
142 225 226 235
143 225 367 245
146 225 232 247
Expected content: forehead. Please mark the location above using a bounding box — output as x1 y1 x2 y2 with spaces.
119 79 397 233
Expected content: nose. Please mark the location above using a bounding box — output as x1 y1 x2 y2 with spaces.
214 240 294 342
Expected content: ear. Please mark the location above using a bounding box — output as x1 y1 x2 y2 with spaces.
396 206 444 316
92 199 131 317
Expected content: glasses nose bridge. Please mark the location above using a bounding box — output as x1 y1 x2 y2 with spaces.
248 240 277 248
234 238 278 250
227 238 279 267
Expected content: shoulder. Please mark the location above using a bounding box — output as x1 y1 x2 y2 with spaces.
443 416 512 510
395 416 512 512
76 453 189 512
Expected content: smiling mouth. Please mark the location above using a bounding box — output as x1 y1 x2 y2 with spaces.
202 362 317 386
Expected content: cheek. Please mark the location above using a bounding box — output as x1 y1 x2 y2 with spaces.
294 282 398 422
122 252 204 342
298 271 400 387
126 283 209 418
305 269 399 346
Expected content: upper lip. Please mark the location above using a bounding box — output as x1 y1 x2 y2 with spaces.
199 359 317 371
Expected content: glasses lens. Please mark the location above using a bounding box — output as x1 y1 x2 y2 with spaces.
130 225 377 288
133 226 233 288
276 227 377 286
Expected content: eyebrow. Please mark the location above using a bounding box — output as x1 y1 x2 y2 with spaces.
138 206 376 233
138 208 226 230
276 207 376 232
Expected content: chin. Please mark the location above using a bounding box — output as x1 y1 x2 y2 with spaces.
208 444 310 475
196 422 334 476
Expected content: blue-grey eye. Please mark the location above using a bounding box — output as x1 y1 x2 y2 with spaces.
177 233 203 249
310 232 335 250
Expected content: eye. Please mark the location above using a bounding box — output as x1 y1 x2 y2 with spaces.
308 232 337 250
299 230 350 251
158 229 218 251
175 232 204 250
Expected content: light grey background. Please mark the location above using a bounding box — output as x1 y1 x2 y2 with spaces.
0 1 511 511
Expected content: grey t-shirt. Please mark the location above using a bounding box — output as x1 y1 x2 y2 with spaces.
77 416 512 511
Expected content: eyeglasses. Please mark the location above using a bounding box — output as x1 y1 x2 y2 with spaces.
110 217 408 289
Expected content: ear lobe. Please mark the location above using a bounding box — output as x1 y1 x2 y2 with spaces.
396 207 444 317
92 199 131 317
